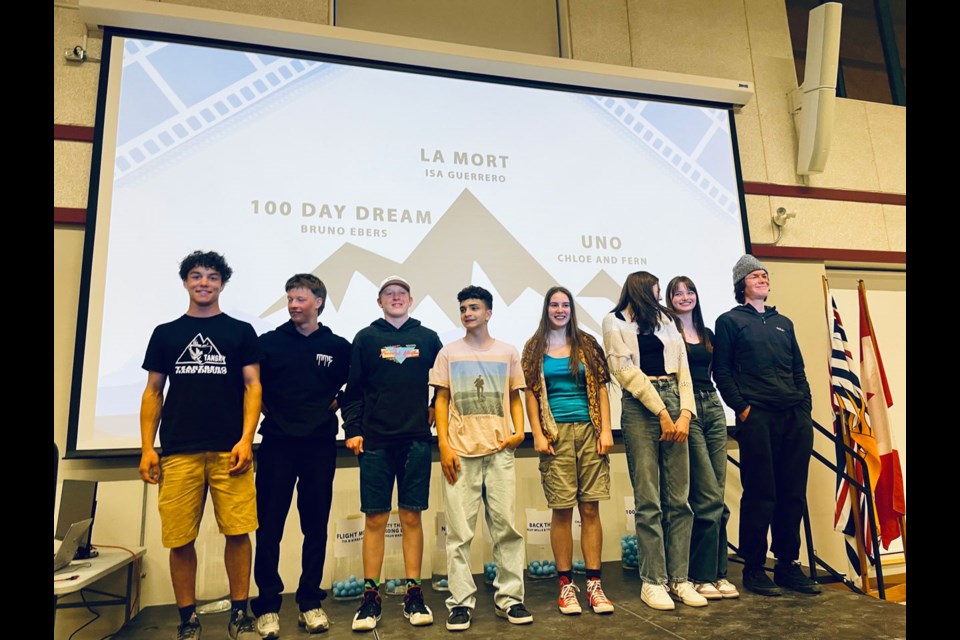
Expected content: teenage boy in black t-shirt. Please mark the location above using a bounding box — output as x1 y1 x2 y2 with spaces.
251 274 351 638
139 250 262 640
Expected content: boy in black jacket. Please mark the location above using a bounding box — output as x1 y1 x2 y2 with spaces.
341 276 444 632
251 274 352 638
713 255 820 598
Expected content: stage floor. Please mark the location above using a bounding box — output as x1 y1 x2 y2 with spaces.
112 560 906 639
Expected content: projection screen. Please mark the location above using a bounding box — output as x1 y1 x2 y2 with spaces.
67 29 749 456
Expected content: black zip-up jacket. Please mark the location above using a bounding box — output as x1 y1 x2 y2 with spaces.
712 304 812 415
258 320 352 440
340 317 443 449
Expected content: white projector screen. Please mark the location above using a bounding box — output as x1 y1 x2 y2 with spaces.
68 31 749 456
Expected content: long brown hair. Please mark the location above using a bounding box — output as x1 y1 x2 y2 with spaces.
666 275 711 352
611 271 674 333
524 286 599 384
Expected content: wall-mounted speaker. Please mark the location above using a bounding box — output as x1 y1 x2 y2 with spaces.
794 2 842 175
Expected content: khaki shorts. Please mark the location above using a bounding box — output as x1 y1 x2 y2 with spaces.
539 422 610 509
158 452 258 548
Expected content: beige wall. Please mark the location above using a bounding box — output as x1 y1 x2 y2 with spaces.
54 1 905 635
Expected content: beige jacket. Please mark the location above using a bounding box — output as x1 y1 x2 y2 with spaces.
601 311 696 418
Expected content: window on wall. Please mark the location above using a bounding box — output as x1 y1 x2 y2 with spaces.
787 0 905 105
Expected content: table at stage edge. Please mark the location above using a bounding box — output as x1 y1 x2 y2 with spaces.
53 546 147 631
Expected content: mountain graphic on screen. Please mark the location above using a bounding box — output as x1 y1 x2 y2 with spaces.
260 189 610 331
578 269 623 304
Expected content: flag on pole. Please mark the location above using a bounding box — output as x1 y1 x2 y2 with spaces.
825 280 878 575
859 281 906 548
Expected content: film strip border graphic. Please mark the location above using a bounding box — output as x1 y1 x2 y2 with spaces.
114 40 331 180
590 96 739 220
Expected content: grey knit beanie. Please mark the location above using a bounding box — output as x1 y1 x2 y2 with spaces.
732 254 767 285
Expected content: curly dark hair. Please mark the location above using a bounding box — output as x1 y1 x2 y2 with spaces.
457 285 493 310
178 250 233 283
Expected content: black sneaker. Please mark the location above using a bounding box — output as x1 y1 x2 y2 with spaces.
774 561 822 594
227 609 257 640
742 567 782 597
352 589 383 631
495 603 533 625
176 613 201 640
446 606 472 631
403 585 434 626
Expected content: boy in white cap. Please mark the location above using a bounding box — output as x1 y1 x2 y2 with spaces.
341 276 444 631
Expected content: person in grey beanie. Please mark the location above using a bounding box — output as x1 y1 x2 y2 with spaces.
712 255 821 597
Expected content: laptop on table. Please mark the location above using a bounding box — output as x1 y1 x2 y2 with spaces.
54 519 93 573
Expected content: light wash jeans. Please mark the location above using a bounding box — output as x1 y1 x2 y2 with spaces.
687 389 730 583
620 379 692 585
443 447 525 611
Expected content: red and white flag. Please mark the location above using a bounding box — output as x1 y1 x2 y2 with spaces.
859 281 906 548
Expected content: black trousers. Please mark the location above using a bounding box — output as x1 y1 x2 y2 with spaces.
251 436 336 615
735 405 813 568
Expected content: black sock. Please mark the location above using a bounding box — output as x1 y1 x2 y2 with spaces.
586 569 601 581
231 599 248 615
364 578 380 591
178 604 197 625
558 570 573 583
406 578 422 589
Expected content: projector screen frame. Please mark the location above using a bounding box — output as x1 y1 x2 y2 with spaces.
65 24 754 459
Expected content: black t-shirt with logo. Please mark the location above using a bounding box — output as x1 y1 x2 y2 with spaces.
142 313 262 455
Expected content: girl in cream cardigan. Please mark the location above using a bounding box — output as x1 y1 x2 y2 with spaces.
601 271 704 612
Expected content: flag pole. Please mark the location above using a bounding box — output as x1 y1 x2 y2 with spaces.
899 516 907 564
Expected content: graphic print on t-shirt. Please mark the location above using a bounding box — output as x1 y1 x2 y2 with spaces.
380 345 420 363
451 360 506 417
174 333 227 374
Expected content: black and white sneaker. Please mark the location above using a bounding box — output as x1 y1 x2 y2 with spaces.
446 606 472 631
352 589 382 631
227 609 258 640
176 613 201 640
403 585 434 626
495 603 533 625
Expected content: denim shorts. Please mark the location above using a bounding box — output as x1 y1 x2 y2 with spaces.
359 439 432 513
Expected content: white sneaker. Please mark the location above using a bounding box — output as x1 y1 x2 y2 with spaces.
669 581 708 607
640 583 675 611
256 612 280 638
714 578 741 599
299 607 330 633
694 582 723 600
